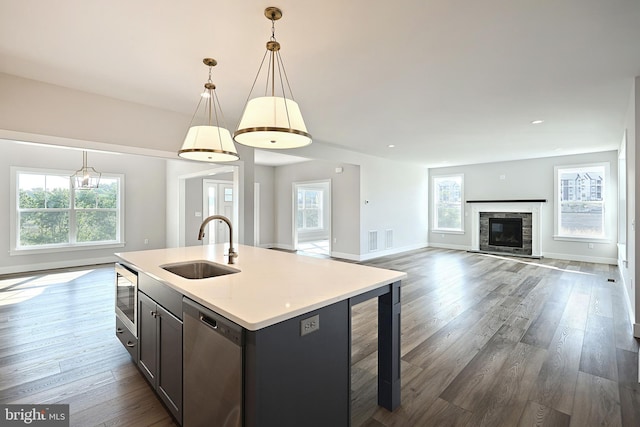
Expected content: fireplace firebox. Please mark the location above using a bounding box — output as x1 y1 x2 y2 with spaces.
489 217 523 248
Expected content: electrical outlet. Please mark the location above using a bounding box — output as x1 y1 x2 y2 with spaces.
588 243 594 249
144 238 149 245
300 314 319 336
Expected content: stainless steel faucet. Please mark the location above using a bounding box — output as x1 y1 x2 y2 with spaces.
198 215 238 264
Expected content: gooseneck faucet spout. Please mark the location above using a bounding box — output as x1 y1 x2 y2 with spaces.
198 215 238 264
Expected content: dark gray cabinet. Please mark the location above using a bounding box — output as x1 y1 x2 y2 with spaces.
138 290 183 425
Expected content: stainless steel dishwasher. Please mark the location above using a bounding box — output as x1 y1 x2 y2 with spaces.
183 297 243 427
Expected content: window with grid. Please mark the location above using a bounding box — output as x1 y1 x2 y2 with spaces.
555 163 607 239
14 168 123 251
432 174 464 232
296 188 323 230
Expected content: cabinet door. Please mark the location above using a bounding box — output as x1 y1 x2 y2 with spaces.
157 304 183 424
138 291 158 385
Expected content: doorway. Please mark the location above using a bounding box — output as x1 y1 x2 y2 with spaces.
293 180 331 257
203 179 234 245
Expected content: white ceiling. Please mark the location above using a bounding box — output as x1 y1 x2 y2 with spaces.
1 0 639 168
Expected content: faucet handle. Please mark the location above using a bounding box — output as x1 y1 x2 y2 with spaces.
227 248 239 264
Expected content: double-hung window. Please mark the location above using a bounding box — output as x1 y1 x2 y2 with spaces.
296 188 323 230
432 174 464 233
12 167 124 253
554 163 607 240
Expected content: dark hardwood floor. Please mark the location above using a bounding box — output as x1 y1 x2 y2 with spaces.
1 248 638 426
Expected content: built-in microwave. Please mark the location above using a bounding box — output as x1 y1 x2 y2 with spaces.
115 262 138 337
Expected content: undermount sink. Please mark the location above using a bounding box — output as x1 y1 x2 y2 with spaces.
161 260 240 280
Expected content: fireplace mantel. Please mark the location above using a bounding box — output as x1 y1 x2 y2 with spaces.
467 199 547 203
470 201 544 257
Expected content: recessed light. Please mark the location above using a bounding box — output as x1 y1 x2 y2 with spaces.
531 120 544 124
388 144 395 148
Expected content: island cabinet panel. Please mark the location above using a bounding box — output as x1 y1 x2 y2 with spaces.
138 292 158 383
138 272 183 320
244 300 350 427
138 290 183 425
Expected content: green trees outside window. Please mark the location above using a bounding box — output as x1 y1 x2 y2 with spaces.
17 171 121 249
296 188 322 230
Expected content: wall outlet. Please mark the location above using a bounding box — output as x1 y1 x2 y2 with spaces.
195 211 202 217
588 243 594 249
144 238 149 245
300 314 320 336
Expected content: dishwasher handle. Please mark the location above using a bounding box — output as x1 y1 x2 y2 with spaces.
200 313 218 330
183 296 244 346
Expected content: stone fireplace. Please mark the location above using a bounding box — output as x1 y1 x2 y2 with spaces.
480 212 531 255
469 200 545 258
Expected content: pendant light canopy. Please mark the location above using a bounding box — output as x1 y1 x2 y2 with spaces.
179 58 239 162
72 151 101 189
234 7 311 149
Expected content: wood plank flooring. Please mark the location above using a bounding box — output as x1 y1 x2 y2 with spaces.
0 248 638 426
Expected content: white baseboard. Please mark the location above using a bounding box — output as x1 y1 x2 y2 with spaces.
329 251 361 261
617 262 637 336
357 243 429 262
427 243 471 252
269 243 295 251
542 252 617 265
0 256 117 275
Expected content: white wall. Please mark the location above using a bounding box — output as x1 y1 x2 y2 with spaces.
184 177 204 247
292 144 429 260
254 165 276 247
428 151 618 264
359 156 430 260
273 161 360 257
0 73 188 153
265 144 430 260
0 140 166 274
619 76 639 334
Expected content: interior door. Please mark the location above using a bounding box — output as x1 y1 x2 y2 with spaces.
203 180 233 245
216 183 233 244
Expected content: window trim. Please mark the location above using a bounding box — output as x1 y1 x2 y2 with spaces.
553 162 610 242
10 166 125 255
432 173 465 233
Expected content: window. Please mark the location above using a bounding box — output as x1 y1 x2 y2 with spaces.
554 163 607 239
12 168 124 253
224 187 233 202
296 188 323 230
433 174 464 232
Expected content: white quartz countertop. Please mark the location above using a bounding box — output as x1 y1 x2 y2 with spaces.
115 244 406 331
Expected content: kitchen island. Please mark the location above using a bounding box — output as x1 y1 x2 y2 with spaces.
116 244 406 427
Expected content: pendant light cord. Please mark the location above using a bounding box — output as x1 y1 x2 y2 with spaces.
235 12 298 130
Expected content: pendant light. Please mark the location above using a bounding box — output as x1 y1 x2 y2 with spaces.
72 151 101 189
234 7 312 149
179 58 239 162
